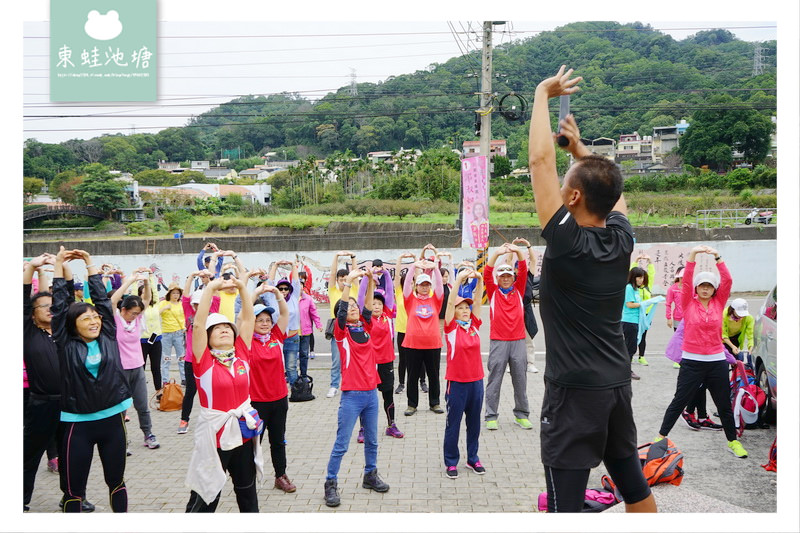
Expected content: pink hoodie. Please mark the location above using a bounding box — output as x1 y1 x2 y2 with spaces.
680 261 731 355
299 293 322 336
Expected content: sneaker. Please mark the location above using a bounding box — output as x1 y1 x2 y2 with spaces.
181 380 186 387
47 458 59 473
673 362 681 369
124 414 130 422
486 420 498 430
527 363 539 373
144 434 160 449
514 418 533 430
698 417 723 431
653 435 664 443
126 447 132 457
326 387 338 398
430 404 444 414
385 423 404 438
404 406 417 416
466 461 486 475
357 427 365 444
324 479 340 507
394 384 405 394
728 439 748 458
420 381 429 393
445 466 458 479
274 474 296 493
310 351 316 359
177 420 189 434
58 495 95 512
638 356 649 366
631 370 641 380
680 410 701 431
362 469 390 492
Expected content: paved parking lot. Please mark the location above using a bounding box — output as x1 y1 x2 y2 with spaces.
25 294 777 515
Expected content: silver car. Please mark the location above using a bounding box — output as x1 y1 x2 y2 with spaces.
752 285 777 421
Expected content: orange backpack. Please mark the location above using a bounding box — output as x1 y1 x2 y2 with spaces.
601 438 684 501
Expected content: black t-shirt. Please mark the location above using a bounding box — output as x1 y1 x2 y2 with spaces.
539 205 634 389
438 284 451 320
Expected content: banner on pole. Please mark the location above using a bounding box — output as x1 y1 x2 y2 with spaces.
461 156 490 249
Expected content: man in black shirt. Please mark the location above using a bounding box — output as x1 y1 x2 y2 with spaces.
529 66 656 513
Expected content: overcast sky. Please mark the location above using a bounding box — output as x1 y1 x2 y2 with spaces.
22 17 780 145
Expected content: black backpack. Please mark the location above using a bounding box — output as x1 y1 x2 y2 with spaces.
289 375 315 402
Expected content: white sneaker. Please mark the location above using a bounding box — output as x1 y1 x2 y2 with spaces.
527 364 539 373
326 387 338 398
310 351 316 359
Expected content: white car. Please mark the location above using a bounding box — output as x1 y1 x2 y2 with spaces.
752 286 777 421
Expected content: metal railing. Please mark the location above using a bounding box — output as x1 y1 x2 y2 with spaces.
695 208 776 229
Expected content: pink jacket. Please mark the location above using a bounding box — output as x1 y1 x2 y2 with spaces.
299 293 322 336
665 283 684 322
680 261 731 355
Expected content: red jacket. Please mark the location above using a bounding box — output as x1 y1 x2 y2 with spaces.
680 261 731 355
484 261 528 341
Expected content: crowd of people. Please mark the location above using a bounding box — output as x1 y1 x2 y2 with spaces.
23 67 758 514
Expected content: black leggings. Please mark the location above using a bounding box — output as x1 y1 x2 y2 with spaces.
23 396 62 506
377 362 395 425
181 361 197 422
141 340 162 392
621 322 639 360
638 330 648 358
60 413 128 512
406 347 440 408
252 397 289 478
185 444 258 512
545 453 651 512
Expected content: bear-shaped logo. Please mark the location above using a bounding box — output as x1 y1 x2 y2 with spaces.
84 10 123 41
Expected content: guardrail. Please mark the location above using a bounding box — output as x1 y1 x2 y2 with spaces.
695 208 776 229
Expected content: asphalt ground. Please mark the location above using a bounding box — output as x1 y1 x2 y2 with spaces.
22 293 781 525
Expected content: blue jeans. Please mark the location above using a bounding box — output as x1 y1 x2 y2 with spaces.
443 380 483 467
298 334 311 377
160 330 186 385
326 390 379 480
330 338 341 389
283 334 300 386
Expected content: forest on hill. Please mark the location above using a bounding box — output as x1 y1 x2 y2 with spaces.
24 21 776 183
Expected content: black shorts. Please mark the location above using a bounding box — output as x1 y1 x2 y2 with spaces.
540 381 638 470
377 362 395 393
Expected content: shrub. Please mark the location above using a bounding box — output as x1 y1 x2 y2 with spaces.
725 168 754 192
162 210 195 230
624 176 642 192
126 220 169 235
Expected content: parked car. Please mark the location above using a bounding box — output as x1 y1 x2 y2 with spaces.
752 285 777 422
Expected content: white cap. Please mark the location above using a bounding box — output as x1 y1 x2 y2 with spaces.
730 298 750 317
495 264 515 276
733 388 759 425
205 312 238 338
693 271 719 289
415 273 432 285
190 288 204 305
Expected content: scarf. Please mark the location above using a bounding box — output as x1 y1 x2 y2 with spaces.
455 319 472 330
499 286 514 295
210 347 235 367
252 332 270 344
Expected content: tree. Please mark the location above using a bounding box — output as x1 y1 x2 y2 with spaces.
23 178 45 203
493 156 512 178
74 164 129 216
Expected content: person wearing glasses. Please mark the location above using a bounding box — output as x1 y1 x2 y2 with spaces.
51 247 132 512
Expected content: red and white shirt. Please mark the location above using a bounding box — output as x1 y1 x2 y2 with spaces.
335 315 380 391
444 315 484 383
248 327 288 403
402 292 443 349
194 336 251 447
484 262 528 341
370 308 396 364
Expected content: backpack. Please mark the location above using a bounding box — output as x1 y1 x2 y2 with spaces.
730 360 766 436
600 438 684 502
289 374 315 402
761 438 777 473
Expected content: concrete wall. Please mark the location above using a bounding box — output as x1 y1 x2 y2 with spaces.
33 239 776 301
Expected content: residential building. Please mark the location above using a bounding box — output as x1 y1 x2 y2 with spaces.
652 119 689 162
238 168 270 181
138 183 272 205
584 137 616 161
616 132 654 164
203 167 238 181
462 140 507 158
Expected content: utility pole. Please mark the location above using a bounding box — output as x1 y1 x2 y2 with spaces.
479 21 493 161
752 43 764 77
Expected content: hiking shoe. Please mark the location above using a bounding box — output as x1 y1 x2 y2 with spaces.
357 427 365 444
728 440 748 458
144 434 160 449
445 466 458 479
326 387 338 398
673 362 681 369
486 420 498 430
421 381 429 393
394 384 404 394
466 461 486 475
47 458 59 473
177 420 189 434
631 370 641 380
362 469 390 492
274 474 296 493
514 418 533 430
404 406 417 416
681 410 701 431
698 417 723 431
385 423 404 438
638 356 649 366
430 404 444 414
527 364 539 373
324 479 340 507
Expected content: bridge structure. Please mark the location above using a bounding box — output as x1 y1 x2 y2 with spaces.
23 204 106 226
